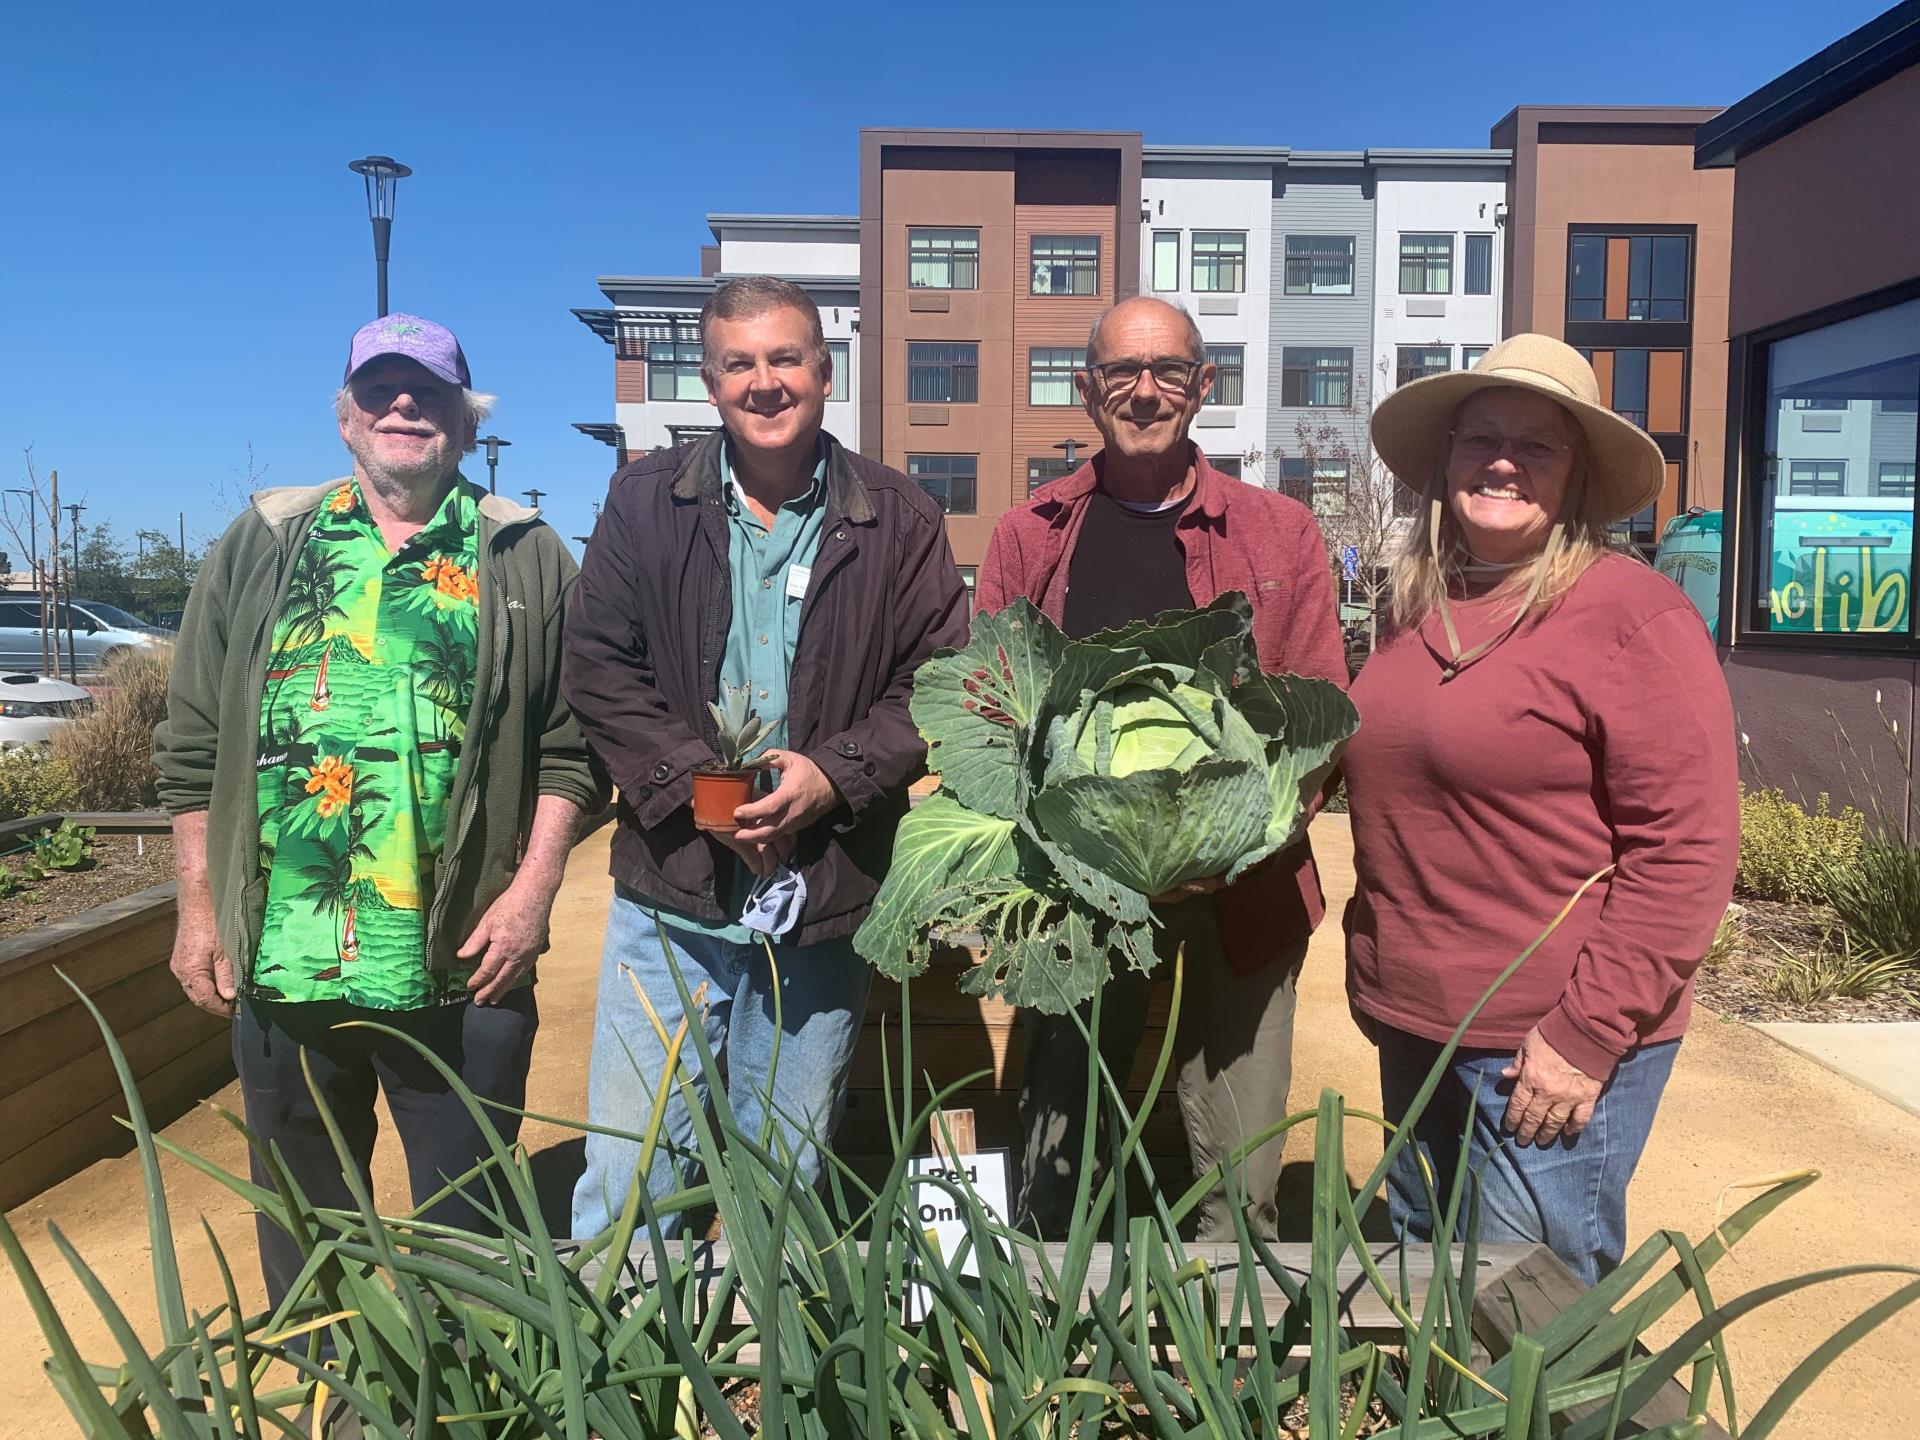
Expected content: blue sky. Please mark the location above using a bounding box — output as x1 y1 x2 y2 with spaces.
0 0 1890 558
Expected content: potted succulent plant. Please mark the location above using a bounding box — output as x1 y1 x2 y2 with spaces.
691 683 772 833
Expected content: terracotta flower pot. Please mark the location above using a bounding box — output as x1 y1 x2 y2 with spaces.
691 769 758 832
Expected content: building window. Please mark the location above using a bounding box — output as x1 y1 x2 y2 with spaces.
1191 231 1247 293
826 340 851 396
1029 347 1080 407
1748 295 1920 640
907 454 978 515
1281 348 1353 408
1152 231 1180 292
1396 346 1451 388
1568 233 1689 322
908 342 978 404
1788 461 1847 496
1462 344 1490 368
1205 345 1244 406
1399 234 1453 295
1211 455 1243 478
1876 463 1915 498
1031 235 1099 295
647 339 705 401
1026 457 1077 498
1465 234 1493 296
1582 346 1687 433
1283 235 1354 296
908 228 980 290
1791 397 1849 410
957 565 978 614
1611 348 1651 428
1278 458 1350 517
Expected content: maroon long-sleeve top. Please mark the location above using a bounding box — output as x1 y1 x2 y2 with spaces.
978 451 1349 974
1341 554 1738 1080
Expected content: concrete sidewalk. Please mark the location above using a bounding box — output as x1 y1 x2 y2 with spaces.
3 815 1917 1438
1752 1021 1920 1118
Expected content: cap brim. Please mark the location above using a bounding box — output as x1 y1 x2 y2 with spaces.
1370 369 1667 523
343 350 466 389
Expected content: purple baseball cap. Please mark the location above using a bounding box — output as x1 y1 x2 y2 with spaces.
343 313 471 388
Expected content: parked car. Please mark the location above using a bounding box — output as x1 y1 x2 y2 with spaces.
0 596 173 675
0 670 94 744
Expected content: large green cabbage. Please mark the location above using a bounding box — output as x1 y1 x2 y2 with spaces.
853 593 1357 1012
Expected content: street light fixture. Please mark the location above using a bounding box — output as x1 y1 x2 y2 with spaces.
65 502 86 579
4 488 37 569
477 435 511 496
523 487 547 510
347 154 412 317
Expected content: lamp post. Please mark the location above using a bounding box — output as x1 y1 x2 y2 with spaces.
523 487 547 510
347 155 412 318
477 435 511 496
4 488 36 569
65 503 85 579
1053 437 1085 467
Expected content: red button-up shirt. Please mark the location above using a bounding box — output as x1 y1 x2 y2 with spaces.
976 450 1349 973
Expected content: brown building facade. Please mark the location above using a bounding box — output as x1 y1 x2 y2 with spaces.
1492 107 1735 549
858 130 1142 578
1696 1 1920 828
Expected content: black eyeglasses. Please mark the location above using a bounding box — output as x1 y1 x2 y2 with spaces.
1088 357 1207 395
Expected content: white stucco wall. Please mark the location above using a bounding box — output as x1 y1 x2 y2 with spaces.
1370 167 1506 414
1140 163 1272 482
717 230 859 278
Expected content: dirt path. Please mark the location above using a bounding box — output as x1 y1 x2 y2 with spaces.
4 818 1915 1436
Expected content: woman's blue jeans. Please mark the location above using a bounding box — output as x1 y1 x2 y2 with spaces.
1374 1023 1679 1285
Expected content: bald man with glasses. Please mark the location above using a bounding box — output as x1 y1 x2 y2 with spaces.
976 295 1348 1241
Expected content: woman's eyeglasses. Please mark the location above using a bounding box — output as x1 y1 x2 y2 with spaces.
1449 428 1573 467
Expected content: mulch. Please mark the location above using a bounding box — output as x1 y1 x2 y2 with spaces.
1694 895 1920 1023
0 833 175 941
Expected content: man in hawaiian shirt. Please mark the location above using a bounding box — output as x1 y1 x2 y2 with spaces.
156 315 601 1304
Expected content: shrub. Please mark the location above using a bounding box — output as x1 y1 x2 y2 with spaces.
1736 785 1863 905
1823 836 1920 971
50 643 172 812
4 930 1914 1438
1763 928 1912 1004
0 745 79 822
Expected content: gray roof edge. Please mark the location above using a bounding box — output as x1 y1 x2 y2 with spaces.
705 213 860 239
1145 144 1291 163
1364 147 1513 167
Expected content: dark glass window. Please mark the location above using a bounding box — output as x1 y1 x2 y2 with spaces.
1568 235 1607 321
1031 235 1099 295
907 454 978 515
1281 348 1352 408
1398 234 1453 294
1396 346 1451 387
1205 345 1244 406
1465 234 1493 296
1283 235 1354 295
1630 235 1690 320
1611 348 1651 427
908 228 980 290
647 339 704 401
1026 457 1076 498
1211 455 1243 478
908 342 979 404
1191 231 1246 293
1789 461 1847 496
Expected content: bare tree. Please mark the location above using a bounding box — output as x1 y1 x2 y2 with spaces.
3 445 53 579
1265 358 1414 654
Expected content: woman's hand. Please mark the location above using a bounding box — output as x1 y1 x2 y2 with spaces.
1501 1026 1603 1147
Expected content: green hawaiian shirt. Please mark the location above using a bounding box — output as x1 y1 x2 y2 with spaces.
251 476 483 1009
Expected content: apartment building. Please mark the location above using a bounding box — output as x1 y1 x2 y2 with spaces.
856 129 1141 580
1492 106 1734 551
571 213 861 465
573 132 1507 580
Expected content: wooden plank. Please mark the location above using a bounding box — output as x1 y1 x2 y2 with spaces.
582 1238 1546 1342
0 998 228 1164
930 1108 976 1162
1471 1246 1731 1438
0 1027 234 1210
0 959 191 1095
0 811 172 844
0 883 178 1035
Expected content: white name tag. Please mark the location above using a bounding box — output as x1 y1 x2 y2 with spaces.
785 564 812 600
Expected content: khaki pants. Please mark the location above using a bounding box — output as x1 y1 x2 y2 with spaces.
1015 936 1307 1241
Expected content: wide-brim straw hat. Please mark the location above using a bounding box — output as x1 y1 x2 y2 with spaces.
1370 333 1666 523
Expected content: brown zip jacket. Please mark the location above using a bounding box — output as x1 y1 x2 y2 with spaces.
563 430 969 944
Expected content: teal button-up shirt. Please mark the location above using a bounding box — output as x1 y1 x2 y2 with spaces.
662 437 828 944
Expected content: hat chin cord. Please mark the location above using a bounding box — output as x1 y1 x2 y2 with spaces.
1428 485 1565 681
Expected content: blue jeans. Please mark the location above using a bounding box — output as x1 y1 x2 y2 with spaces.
569 884 872 1238
1375 1024 1679 1286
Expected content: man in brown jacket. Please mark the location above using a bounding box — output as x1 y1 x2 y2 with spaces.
979 296 1347 1240
564 277 968 1235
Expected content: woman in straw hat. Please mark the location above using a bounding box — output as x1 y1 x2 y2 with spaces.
1338 335 1738 1284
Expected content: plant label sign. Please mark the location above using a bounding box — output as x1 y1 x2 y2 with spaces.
903 1149 1012 1324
